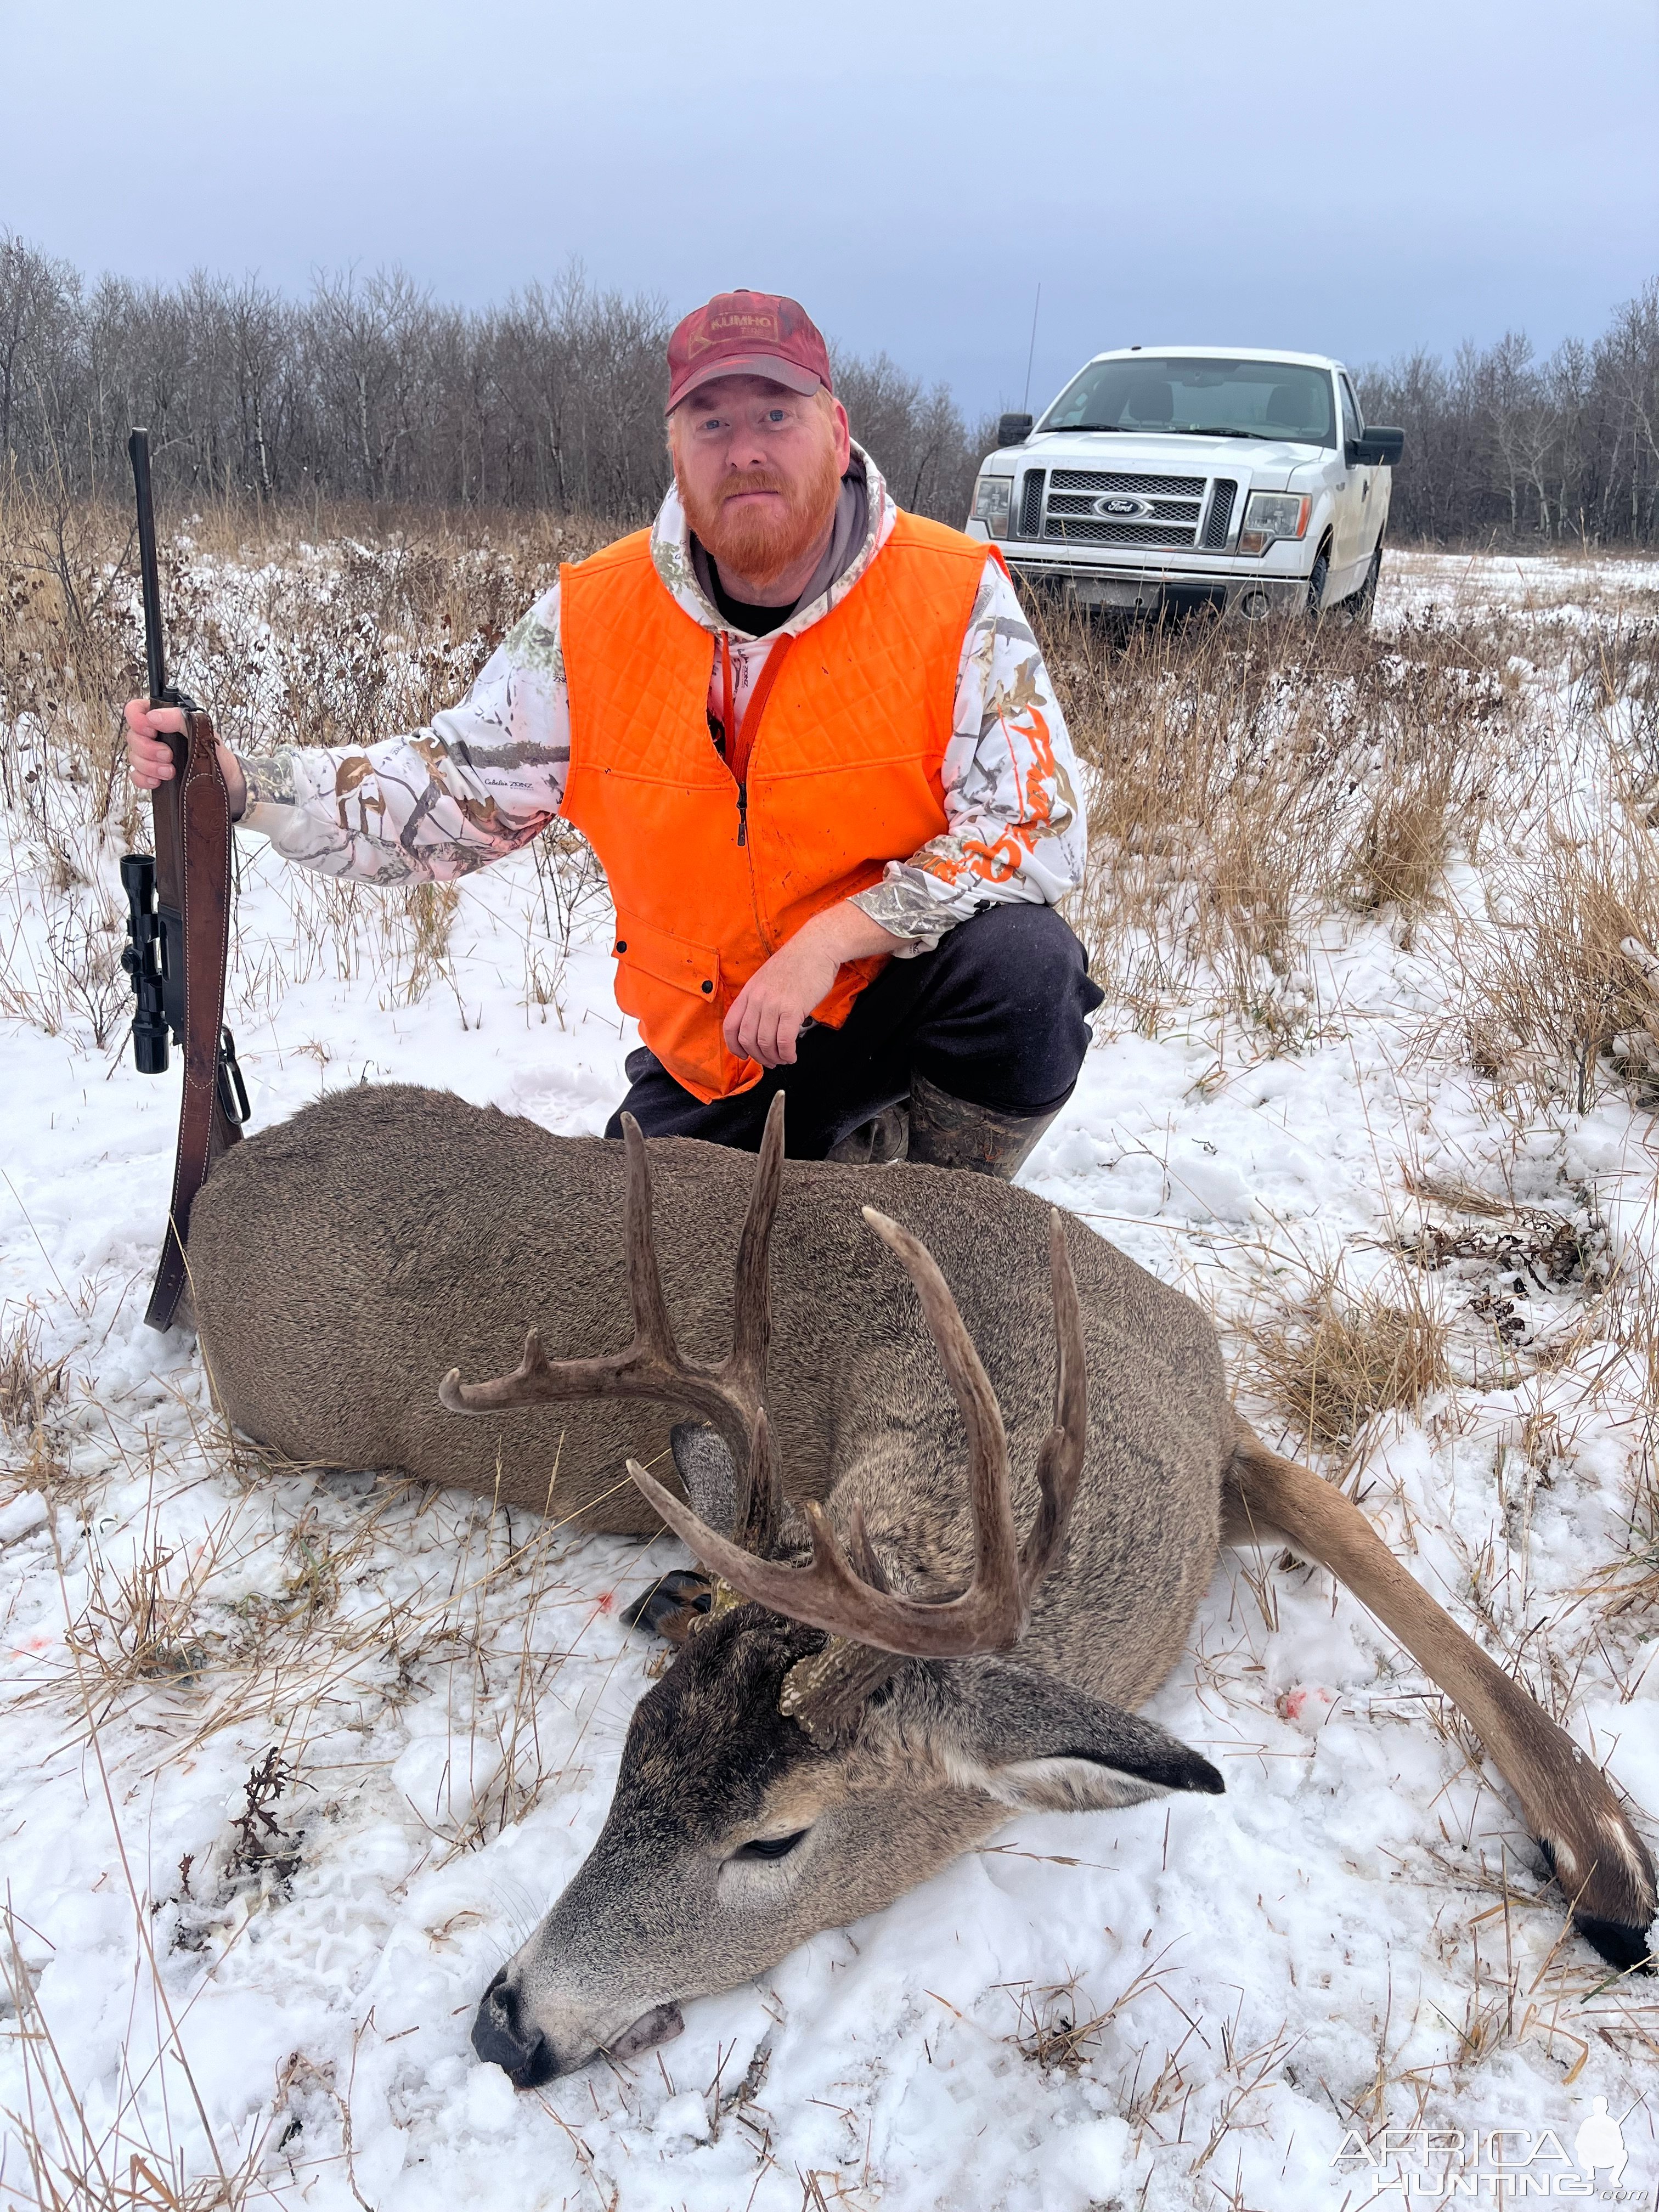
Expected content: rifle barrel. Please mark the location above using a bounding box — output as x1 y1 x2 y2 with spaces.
128 428 168 705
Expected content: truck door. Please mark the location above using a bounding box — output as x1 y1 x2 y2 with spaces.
1335 373 1376 589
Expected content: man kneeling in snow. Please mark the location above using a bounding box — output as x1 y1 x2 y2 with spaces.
124 290 1099 1178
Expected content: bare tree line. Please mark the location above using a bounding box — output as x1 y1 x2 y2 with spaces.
1353 283 1659 546
2 234 1655 543
0 239 989 526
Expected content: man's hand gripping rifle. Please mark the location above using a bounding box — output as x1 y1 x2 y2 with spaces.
120 428 250 1330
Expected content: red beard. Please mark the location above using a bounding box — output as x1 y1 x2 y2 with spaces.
677 440 842 589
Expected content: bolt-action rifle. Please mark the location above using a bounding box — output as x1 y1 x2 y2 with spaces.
120 428 250 1331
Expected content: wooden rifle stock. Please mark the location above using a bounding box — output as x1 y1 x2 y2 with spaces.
124 429 249 1333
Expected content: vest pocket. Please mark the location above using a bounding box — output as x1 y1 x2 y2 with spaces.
610 912 745 1098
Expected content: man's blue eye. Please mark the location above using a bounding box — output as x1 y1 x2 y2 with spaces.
766 410 786 422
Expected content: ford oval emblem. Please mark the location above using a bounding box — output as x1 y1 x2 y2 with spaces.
1094 494 1149 518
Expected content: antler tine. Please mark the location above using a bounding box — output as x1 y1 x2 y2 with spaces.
1014 1211 1087 1598
859 1207 1023 1637
438 1326 554 1413
438 1107 780 1481
728 1093 786 1396
625 1457 915 1638
625 1207 1066 1661
785 1224 1082 1739
438 1109 699 1419
732 1403 782 1558
848 1501 890 1593
618 1112 679 1364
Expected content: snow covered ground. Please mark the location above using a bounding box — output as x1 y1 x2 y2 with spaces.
2 545 1657 2211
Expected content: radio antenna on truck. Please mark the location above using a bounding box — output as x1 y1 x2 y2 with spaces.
1022 284 1042 414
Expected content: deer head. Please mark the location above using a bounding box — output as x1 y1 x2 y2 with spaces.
440 1101 1222 2087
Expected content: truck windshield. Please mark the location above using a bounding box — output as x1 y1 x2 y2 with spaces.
1039 358 1336 447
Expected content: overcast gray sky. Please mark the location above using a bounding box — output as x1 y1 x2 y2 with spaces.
4 0 1654 415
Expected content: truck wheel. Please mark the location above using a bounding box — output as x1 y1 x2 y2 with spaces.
1305 550 1330 620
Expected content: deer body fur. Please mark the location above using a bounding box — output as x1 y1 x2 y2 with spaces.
187 1084 1654 2085
192 1084 1226 1707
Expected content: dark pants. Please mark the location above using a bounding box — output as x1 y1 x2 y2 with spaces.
604 902 1104 1157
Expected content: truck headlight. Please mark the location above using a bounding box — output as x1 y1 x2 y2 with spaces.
1238 492 1311 555
972 474 1013 538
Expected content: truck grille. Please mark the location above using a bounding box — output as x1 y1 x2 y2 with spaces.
1009 466 1254 553
1046 518 1198 547
1049 468 1206 498
1034 466 1208 550
1204 479 1238 548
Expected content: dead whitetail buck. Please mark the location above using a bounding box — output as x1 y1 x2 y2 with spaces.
188 1084 1655 2087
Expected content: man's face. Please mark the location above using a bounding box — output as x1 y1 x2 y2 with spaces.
670 375 851 588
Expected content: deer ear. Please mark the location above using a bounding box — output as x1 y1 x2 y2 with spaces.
668 1422 741 1535
666 1422 812 1556
930 1660 1224 1815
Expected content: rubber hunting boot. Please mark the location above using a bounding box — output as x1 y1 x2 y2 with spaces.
905 1070 1059 1181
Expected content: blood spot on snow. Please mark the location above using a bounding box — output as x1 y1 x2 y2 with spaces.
596 1590 616 1614
1277 1685 1333 1724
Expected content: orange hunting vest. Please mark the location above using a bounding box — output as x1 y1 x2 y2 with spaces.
560 512 997 1102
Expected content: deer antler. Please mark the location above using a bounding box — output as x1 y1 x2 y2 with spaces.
439 1095 786 1553
442 1098 1087 1733
624 1206 1087 1661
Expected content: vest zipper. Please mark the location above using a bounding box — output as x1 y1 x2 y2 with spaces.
720 632 749 851
718 628 795 951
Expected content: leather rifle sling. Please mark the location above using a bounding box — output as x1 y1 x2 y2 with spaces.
143 710 242 1331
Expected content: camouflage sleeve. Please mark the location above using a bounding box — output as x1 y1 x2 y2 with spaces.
235 584 571 884
850 560 1087 952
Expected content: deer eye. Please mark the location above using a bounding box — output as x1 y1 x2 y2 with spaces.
732 1829 809 1862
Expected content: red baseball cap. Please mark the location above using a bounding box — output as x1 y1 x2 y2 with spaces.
665 290 834 415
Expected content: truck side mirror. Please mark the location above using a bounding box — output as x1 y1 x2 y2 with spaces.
1348 426 1404 467
997 412 1034 448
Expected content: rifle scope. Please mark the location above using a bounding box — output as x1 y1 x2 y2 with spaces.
120 853 171 1075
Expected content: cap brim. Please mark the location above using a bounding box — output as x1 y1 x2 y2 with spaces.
665 353 827 414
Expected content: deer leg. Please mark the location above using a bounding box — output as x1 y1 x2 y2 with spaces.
620 1569 713 1641
1229 1424 1655 1971
618 1423 738 1638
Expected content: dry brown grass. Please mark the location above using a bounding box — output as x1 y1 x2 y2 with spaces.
0 1302 76 1513
1 1911 273 2212
63 1506 236 1698
1476 807 1659 1111
1569 613 1659 791
0 486 617 1025
1347 749 1469 917
0 902 129 1046
394 878 463 1005
1000 1950 1183 2075
0 1304 65 1441
1249 1266 1453 1449
1040 600 1505 1032
0 481 611 789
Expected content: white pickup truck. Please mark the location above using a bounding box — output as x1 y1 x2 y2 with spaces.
966 347 1403 620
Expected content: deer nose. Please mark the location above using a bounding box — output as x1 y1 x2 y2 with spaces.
471 1966 556 2088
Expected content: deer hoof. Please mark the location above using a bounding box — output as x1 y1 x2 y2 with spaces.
1537 1837 1656 1973
1573 1911 1654 1972
622 1569 714 1641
